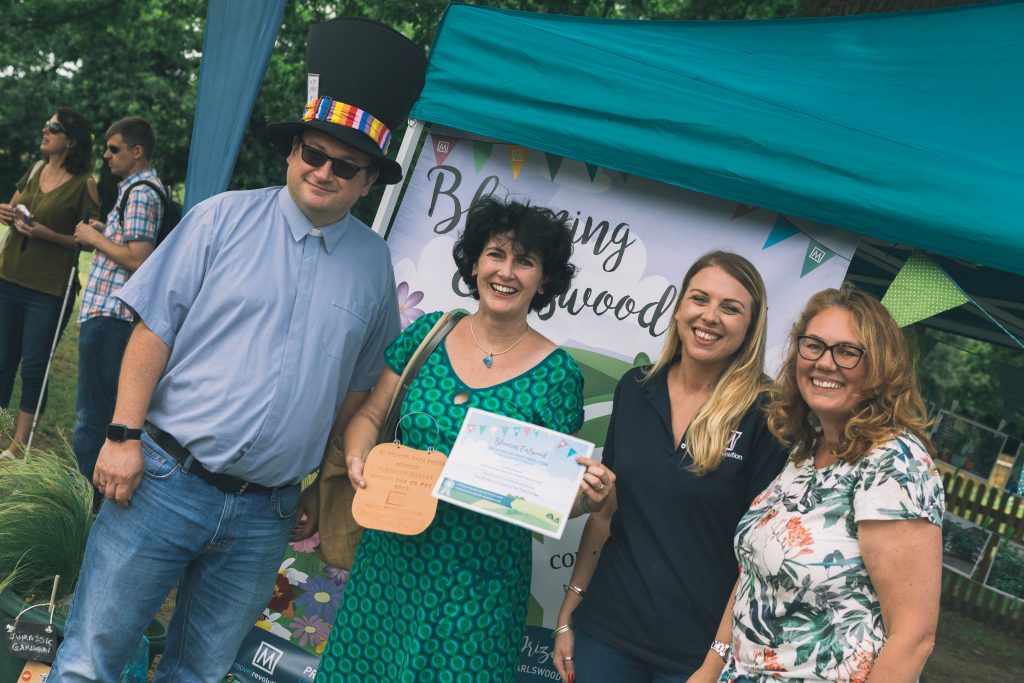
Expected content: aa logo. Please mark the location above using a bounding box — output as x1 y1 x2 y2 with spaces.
253 641 284 675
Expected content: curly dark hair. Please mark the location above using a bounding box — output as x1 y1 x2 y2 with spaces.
452 196 576 312
53 107 93 176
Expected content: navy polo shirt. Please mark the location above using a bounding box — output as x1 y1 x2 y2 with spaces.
573 366 789 674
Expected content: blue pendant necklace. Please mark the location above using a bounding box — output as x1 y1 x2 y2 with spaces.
469 315 530 368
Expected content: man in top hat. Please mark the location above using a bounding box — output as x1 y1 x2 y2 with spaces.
50 19 426 682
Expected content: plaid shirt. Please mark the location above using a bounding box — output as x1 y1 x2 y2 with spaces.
79 169 164 322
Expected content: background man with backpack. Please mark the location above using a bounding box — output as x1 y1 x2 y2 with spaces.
72 115 166 500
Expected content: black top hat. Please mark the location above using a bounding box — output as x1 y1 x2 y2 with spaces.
267 18 427 185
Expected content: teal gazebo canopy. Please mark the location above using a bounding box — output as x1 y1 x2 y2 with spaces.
412 2 1024 278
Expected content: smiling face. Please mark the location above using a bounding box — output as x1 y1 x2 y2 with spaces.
674 266 754 371
472 232 545 320
796 306 869 436
285 130 378 226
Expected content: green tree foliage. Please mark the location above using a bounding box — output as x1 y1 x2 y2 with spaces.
1 0 204 209
917 330 1024 439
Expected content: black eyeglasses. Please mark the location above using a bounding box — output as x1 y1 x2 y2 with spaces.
44 121 66 135
797 336 866 369
299 143 372 180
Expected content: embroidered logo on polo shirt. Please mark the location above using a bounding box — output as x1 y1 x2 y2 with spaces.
723 430 744 461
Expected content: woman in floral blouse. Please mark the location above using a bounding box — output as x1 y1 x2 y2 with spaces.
719 287 944 683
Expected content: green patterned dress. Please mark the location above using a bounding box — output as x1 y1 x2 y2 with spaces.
317 312 584 683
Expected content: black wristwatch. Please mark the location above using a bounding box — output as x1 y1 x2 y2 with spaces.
106 423 143 442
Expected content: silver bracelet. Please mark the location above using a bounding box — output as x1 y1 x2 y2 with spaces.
565 584 586 598
552 623 574 638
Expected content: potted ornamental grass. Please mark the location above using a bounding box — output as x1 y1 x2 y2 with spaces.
0 430 94 678
0 444 94 600
0 420 168 677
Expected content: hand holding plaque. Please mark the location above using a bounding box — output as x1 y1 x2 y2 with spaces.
352 414 447 535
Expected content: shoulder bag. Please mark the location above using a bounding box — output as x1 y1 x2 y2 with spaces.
316 310 467 569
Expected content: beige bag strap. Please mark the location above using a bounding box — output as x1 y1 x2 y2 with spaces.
378 310 467 443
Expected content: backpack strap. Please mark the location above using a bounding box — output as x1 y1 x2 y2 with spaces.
117 180 168 232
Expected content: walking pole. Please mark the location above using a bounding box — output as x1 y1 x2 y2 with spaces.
26 255 79 454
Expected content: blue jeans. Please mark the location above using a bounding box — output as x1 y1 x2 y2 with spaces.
50 431 301 683
0 278 67 414
72 316 132 496
573 627 694 682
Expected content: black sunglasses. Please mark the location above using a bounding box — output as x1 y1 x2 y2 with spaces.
44 121 66 135
299 143 372 180
796 335 866 369
106 144 124 154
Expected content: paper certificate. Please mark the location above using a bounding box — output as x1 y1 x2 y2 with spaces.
432 408 595 539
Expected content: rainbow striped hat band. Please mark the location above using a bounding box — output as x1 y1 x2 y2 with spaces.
302 97 392 154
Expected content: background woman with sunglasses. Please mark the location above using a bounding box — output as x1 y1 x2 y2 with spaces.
0 107 98 455
719 287 944 683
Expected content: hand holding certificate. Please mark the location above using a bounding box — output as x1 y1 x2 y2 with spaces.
432 408 596 539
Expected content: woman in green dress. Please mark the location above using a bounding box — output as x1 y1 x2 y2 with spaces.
317 196 614 682
0 107 98 455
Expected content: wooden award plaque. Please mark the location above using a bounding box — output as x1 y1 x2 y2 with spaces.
352 442 447 535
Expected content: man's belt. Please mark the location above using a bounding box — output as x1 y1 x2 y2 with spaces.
143 423 272 495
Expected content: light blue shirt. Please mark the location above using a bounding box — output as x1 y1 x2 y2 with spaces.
119 187 400 486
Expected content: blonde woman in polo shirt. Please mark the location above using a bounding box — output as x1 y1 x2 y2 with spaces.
554 251 788 683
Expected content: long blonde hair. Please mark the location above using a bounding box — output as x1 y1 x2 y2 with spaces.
643 251 769 475
767 287 933 465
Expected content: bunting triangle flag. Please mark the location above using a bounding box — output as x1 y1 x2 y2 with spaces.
800 238 837 277
473 141 493 172
881 253 969 327
732 203 759 219
902 329 938 361
508 145 527 179
431 135 458 166
763 215 800 249
585 163 599 182
545 154 563 181
566 447 578 458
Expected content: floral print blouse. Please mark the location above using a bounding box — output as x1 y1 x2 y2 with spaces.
720 434 944 682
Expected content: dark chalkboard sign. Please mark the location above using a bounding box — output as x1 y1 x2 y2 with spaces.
3 618 59 664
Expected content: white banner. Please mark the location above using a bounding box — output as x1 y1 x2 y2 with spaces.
385 129 858 679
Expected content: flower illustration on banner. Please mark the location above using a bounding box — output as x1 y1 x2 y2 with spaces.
296 575 345 622
324 565 351 588
279 557 309 586
396 281 425 329
256 609 292 640
289 614 332 649
268 572 296 614
290 530 320 554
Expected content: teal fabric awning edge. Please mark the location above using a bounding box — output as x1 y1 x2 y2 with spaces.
411 2 1024 276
